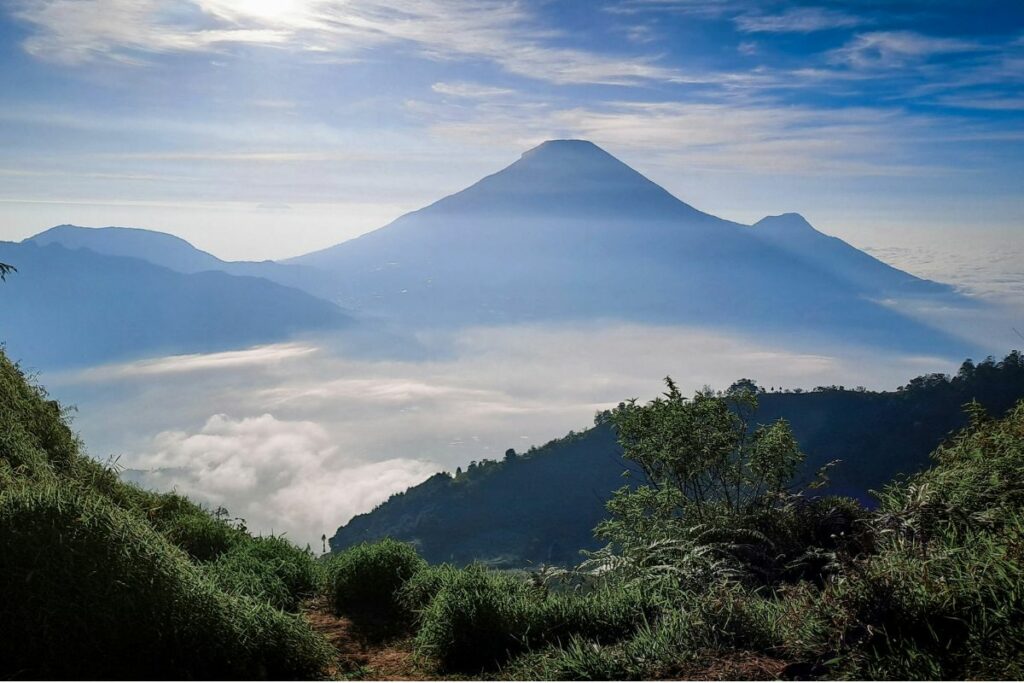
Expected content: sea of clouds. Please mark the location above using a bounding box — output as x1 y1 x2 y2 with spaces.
44 317 1012 547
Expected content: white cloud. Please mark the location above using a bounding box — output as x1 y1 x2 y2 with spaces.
828 31 981 70
12 0 685 85
68 343 318 381
735 7 864 34
53 320 998 545
431 81 515 99
131 413 438 545
421 98 951 177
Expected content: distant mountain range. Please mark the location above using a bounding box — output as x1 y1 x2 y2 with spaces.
329 353 1024 567
0 241 350 368
28 224 337 299
5 139 978 367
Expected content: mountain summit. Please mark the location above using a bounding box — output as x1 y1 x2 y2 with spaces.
407 139 716 223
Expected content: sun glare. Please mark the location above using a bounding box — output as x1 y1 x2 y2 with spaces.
205 0 313 25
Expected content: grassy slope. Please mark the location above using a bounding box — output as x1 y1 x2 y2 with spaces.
0 349 333 679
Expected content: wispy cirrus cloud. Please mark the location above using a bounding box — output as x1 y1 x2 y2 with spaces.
431 82 516 99
418 96 957 177
11 0 685 85
828 31 982 70
735 7 866 34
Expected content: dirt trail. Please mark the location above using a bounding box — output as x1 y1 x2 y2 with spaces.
303 599 428 680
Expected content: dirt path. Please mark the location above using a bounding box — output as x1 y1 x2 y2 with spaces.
303 599 429 680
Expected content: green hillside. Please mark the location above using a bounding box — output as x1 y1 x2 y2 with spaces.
0 350 333 679
331 352 1024 567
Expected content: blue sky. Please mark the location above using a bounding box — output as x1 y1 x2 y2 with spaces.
0 0 1022 262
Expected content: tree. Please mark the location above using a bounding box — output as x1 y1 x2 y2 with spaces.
597 377 803 544
0 263 14 281
728 378 760 394
593 378 864 587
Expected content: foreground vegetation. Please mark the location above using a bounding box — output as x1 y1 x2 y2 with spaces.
3 344 1023 679
323 380 1024 680
0 350 333 679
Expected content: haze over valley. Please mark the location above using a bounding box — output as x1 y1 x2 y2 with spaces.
2 141 1018 546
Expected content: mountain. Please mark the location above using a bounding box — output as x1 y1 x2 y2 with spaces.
290 140 970 355
329 352 1024 566
30 224 228 273
752 213 953 299
0 241 351 368
27 225 337 299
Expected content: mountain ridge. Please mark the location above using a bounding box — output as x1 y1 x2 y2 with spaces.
26 224 339 299
0 240 351 368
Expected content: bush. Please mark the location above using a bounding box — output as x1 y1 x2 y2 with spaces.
414 565 538 672
0 353 78 473
208 535 321 611
815 518 1024 680
129 492 249 561
244 535 322 601
412 567 658 673
397 562 462 620
0 483 332 679
206 548 294 611
530 584 658 648
325 539 426 617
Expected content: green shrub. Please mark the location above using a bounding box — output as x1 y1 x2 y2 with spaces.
325 539 426 616
412 567 659 673
397 562 462 619
0 353 78 473
414 565 538 672
0 483 332 679
244 535 321 601
206 548 294 611
132 492 249 561
208 535 321 611
530 584 658 648
819 401 1024 679
817 520 1024 680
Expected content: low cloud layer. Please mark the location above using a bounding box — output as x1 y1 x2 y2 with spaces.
48 321 997 546
127 413 436 546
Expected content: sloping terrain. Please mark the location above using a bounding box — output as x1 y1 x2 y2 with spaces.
330 353 1024 567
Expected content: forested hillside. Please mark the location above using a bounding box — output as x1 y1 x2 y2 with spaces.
331 352 1024 566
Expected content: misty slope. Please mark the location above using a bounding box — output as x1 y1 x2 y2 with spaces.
330 353 1024 567
752 213 954 298
291 140 968 355
28 225 337 299
0 241 350 368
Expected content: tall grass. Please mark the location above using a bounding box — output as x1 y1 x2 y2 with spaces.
207 535 322 611
0 483 332 679
324 538 426 617
0 350 333 679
